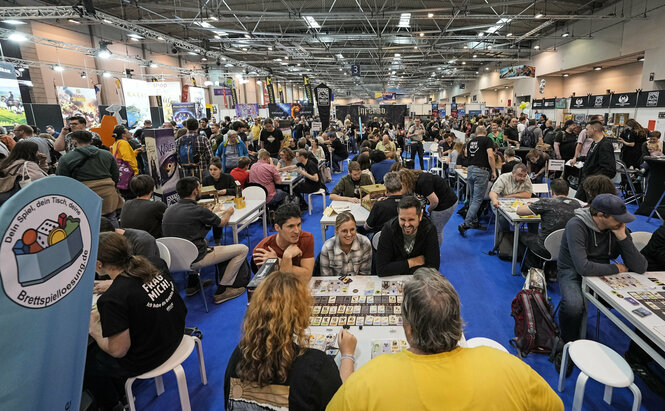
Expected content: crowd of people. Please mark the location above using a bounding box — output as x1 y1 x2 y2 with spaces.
0 108 664 410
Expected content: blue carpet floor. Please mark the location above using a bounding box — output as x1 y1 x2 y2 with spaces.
133 163 664 411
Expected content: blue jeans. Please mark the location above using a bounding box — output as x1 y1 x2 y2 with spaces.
464 166 490 226
268 188 287 207
557 267 585 342
430 200 458 246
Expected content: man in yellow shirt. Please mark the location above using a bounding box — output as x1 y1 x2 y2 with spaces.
326 268 563 411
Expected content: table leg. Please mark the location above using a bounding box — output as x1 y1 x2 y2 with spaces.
456 174 460 194
512 223 521 276
261 204 267 237
493 207 499 249
232 225 239 244
321 223 327 244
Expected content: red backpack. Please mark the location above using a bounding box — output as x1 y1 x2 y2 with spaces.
510 288 560 357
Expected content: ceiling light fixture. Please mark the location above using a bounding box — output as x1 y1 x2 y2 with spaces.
562 73 569 77
534 45 540 50
535 12 544 19
53 65 64 72
268 46 273 51
303 16 321 29
150 62 158 68
485 67 490 71
561 32 570 38
196 21 213 28
80 72 86 78
593 66 602 71
188 51 198 55
214 35 221 40
427 13 434 18
506 32 513 37
244 33 251 38
487 45 492 50
398 13 411 28
462 61 466 65
414 46 418 49
419 32 424 37
157 36 165 41
8 32 27 42
204 80 213 86
68 19 80 24
102 71 112 78
637 56 645 62
201 57 208 61
472 54 477 58
4 19 26 25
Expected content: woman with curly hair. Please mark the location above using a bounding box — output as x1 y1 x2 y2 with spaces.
224 271 357 410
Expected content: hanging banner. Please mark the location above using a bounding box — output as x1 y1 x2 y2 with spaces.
0 176 101 411
543 98 556 109
236 103 260 118
171 102 197 127
637 90 665 107
278 85 284 103
188 86 207 119
56 86 100 127
569 96 588 109
532 99 544 109
265 76 276 104
231 87 238 108
499 64 536 79
147 82 181 122
268 103 292 119
314 83 332 131
291 101 314 118
431 103 439 116
0 62 27 126
121 78 151 128
303 75 313 103
205 104 219 120
144 128 180 205
610 92 638 108
438 109 446 117
334 105 408 127
589 94 611 109
555 98 568 109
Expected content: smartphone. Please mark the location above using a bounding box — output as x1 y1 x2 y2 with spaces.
633 307 652 317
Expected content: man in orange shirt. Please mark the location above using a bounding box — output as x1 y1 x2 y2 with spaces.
230 156 251 189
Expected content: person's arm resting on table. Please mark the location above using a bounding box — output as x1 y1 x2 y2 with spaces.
89 310 131 358
279 244 314 281
566 220 626 276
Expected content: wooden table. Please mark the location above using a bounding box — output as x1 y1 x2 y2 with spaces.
583 272 665 369
320 200 370 243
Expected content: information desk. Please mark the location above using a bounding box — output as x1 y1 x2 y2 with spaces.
494 198 541 276
307 275 467 368
583 272 665 370
320 201 370 243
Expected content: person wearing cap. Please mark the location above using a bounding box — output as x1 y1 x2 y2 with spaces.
553 120 578 161
554 193 647 374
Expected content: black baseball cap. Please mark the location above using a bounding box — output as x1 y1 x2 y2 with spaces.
564 120 575 129
591 193 635 223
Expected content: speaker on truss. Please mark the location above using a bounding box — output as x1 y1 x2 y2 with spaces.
81 0 96 15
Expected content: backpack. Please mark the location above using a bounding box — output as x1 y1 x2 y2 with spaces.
177 135 199 167
509 276 559 357
521 126 537 148
215 258 252 288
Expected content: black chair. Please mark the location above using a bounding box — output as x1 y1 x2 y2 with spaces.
312 253 322 277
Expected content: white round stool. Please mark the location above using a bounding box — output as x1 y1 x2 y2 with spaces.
557 339 641 411
464 337 509 353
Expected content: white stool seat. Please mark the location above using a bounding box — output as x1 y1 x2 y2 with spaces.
307 189 327 215
558 339 641 411
464 337 509 353
125 335 207 411
569 339 633 387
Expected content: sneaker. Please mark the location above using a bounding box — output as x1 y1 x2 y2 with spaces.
214 287 246 304
458 224 468 237
185 279 212 297
470 222 487 231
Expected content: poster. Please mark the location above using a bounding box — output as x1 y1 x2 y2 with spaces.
0 62 26 126
334 105 408 127
56 86 100 127
569 96 588 109
314 83 332 131
265 76 276 104
0 176 101 410
291 102 314 118
171 102 197 127
147 82 181 122
236 103 260 118
188 86 206 119
613 113 630 126
206 103 219 120
121 78 151 129
144 128 180 205
610 92 637 108
499 65 535 79
268 103 293 118
303 75 313 103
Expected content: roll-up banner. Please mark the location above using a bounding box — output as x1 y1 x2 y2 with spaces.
121 78 151 128
314 83 332 131
0 61 27 126
0 176 102 410
56 86 100 127
144 128 180 205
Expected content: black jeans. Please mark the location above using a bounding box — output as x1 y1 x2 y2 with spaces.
519 232 551 272
84 343 133 410
410 140 425 170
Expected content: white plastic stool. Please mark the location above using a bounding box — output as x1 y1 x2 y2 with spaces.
464 337 509 353
557 339 641 411
307 189 327 215
125 335 207 411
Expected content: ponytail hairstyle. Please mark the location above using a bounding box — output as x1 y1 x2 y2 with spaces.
97 232 160 283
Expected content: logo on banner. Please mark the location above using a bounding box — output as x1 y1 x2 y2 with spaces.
0 195 92 308
594 96 604 107
615 95 630 107
316 87 330 106
647 92 659 107
575 98 584 107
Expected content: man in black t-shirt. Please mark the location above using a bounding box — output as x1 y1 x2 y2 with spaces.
576 120 616 202
199 117 212 138
329 133 348 173
554 120 578 161
516 179 581 273
503 117 520 146
119 175 167 238
459 125 497 236
162 177 249 304
364 172 403 233
260 118 284 158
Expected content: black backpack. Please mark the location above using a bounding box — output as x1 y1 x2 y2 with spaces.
510 288 559 357
215 258 252 288
521 127 537 148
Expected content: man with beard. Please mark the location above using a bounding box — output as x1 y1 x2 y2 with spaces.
375 196 439 276
330 161 374 202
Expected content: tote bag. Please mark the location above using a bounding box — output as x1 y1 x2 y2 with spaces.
113 141 134 190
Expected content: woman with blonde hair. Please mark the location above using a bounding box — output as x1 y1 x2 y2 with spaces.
399 168 458 247
225 271 357 410
320 212 372 276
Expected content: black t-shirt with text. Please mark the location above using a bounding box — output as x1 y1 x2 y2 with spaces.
260 128 284 157
466 136 495 169
97 271 187 375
